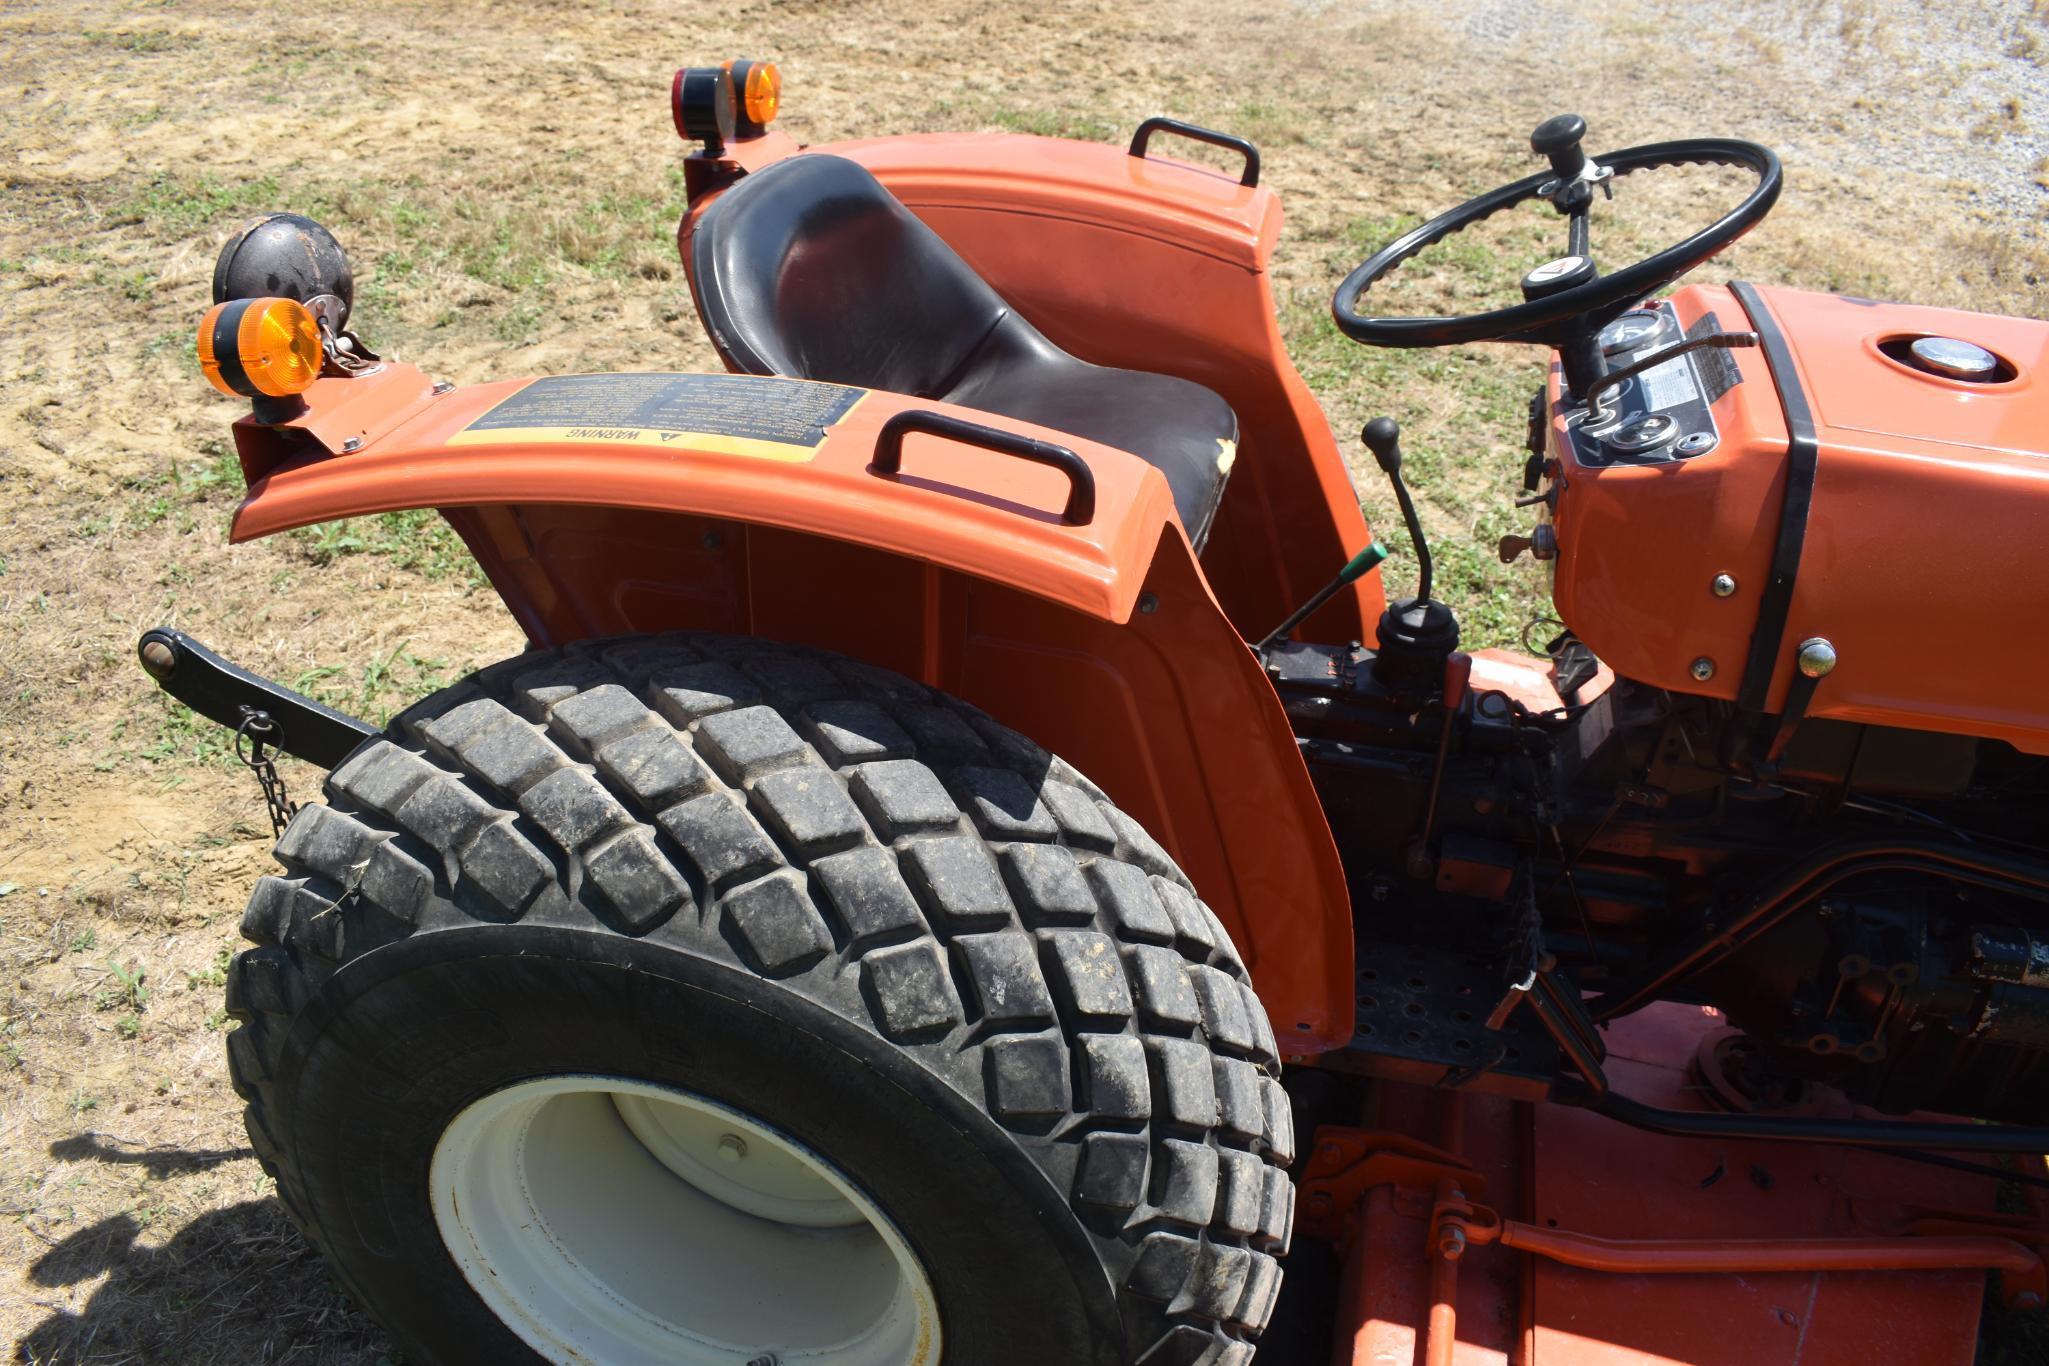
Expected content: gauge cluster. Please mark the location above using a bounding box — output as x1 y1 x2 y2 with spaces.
1562 302 1737 466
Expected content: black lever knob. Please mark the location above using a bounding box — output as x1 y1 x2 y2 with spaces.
1530 113 1588 181
1362 416 1403 475
1363 416 1434 605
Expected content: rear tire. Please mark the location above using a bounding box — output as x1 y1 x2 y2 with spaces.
226 632 1294 1365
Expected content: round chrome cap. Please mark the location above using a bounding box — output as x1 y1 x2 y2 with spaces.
1908 336 1999 380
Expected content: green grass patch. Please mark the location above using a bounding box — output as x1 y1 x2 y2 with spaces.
83 29 194 54
286 508 483 587
289 640 455 726
117 172 283 235
988 107 1117 142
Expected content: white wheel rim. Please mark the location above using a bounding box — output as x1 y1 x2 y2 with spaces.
430 1075 942 1365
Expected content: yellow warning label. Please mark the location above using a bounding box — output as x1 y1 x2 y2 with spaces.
449 373 866 462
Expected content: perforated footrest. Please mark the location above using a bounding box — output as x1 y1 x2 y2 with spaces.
1318 942 1560 1101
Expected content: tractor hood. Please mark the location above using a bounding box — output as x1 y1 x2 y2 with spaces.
1549 283 2049 756
1766 286 2048 462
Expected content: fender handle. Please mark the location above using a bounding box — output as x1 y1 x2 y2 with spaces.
1128 117 1261 188
872 410 1096 526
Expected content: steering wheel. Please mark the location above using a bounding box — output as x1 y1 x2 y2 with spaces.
1332 115 1781 353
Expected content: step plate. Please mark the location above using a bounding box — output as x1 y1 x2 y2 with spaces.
1316 942 1560 1101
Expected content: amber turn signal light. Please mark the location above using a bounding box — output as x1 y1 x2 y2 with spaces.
723 58 780 136
197 296 323 399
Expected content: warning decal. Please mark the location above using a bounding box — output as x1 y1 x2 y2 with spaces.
449 373 866 462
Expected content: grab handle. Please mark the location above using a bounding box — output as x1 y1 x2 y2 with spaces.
1128 117 1261 187
872 410 1096 525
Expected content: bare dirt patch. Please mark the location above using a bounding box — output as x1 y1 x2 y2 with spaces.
1 0 2041 1361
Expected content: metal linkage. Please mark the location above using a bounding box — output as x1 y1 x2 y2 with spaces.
1587 837 2049 1023
1490 937 2049 1155
138 628 377 770
1429 1193 2049 1312
1295 1128 1483 1246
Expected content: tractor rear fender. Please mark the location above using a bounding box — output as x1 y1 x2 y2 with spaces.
227 363 1356 1053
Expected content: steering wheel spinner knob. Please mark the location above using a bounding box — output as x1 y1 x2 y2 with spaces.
1530 113 1589 178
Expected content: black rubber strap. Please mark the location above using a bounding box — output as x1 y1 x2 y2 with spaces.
1762 667 1823 766
1729 281 1818 714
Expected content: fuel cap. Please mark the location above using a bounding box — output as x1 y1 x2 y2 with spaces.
1908 336 2000 380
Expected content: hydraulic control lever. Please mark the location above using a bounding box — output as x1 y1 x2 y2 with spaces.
1254 541 1388 653
1583 330 1759 424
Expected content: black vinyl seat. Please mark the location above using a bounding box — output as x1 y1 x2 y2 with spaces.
690 154 1238 547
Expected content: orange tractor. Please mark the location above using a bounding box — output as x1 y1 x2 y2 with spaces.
141 57 2049 1366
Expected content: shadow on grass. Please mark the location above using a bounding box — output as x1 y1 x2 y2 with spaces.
19 1150 393 1365
46 1132 251 1177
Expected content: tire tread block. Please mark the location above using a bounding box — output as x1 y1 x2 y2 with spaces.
658 793 780 890
953 765 1059 842
802 700 913 765
899 835 1014 931
695 704 808 782
723 870 832 974
1127 945 1204 1031
812 846 926 947
585 828 691 932
1042 930 1136 1025
860 938 962 1039
594 728 709 811
956 931 1056 1025
984 1033 1070 1120
849 761 961 840
1001 843 1097 927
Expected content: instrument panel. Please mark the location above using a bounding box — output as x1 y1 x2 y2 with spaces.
1561 302 1742 466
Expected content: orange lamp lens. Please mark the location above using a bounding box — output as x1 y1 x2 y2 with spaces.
741 63 778 126
197 296 323 399
741 62 780 126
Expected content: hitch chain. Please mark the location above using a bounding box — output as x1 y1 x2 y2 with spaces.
234 707 297 838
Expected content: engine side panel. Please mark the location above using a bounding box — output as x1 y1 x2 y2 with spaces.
1551 283 2049 754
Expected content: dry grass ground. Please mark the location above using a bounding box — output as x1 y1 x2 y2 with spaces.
0 0 2041 1361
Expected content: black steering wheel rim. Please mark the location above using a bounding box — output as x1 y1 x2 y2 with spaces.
1332 137 1782 349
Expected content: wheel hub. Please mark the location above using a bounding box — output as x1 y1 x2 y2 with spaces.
429 1075 941 1365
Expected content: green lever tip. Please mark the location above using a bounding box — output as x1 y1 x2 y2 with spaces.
1339 541 1390 583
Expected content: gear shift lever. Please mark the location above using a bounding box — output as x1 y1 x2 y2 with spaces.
1361 418 1460 698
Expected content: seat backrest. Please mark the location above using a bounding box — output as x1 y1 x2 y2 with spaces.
689 155 1008 397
